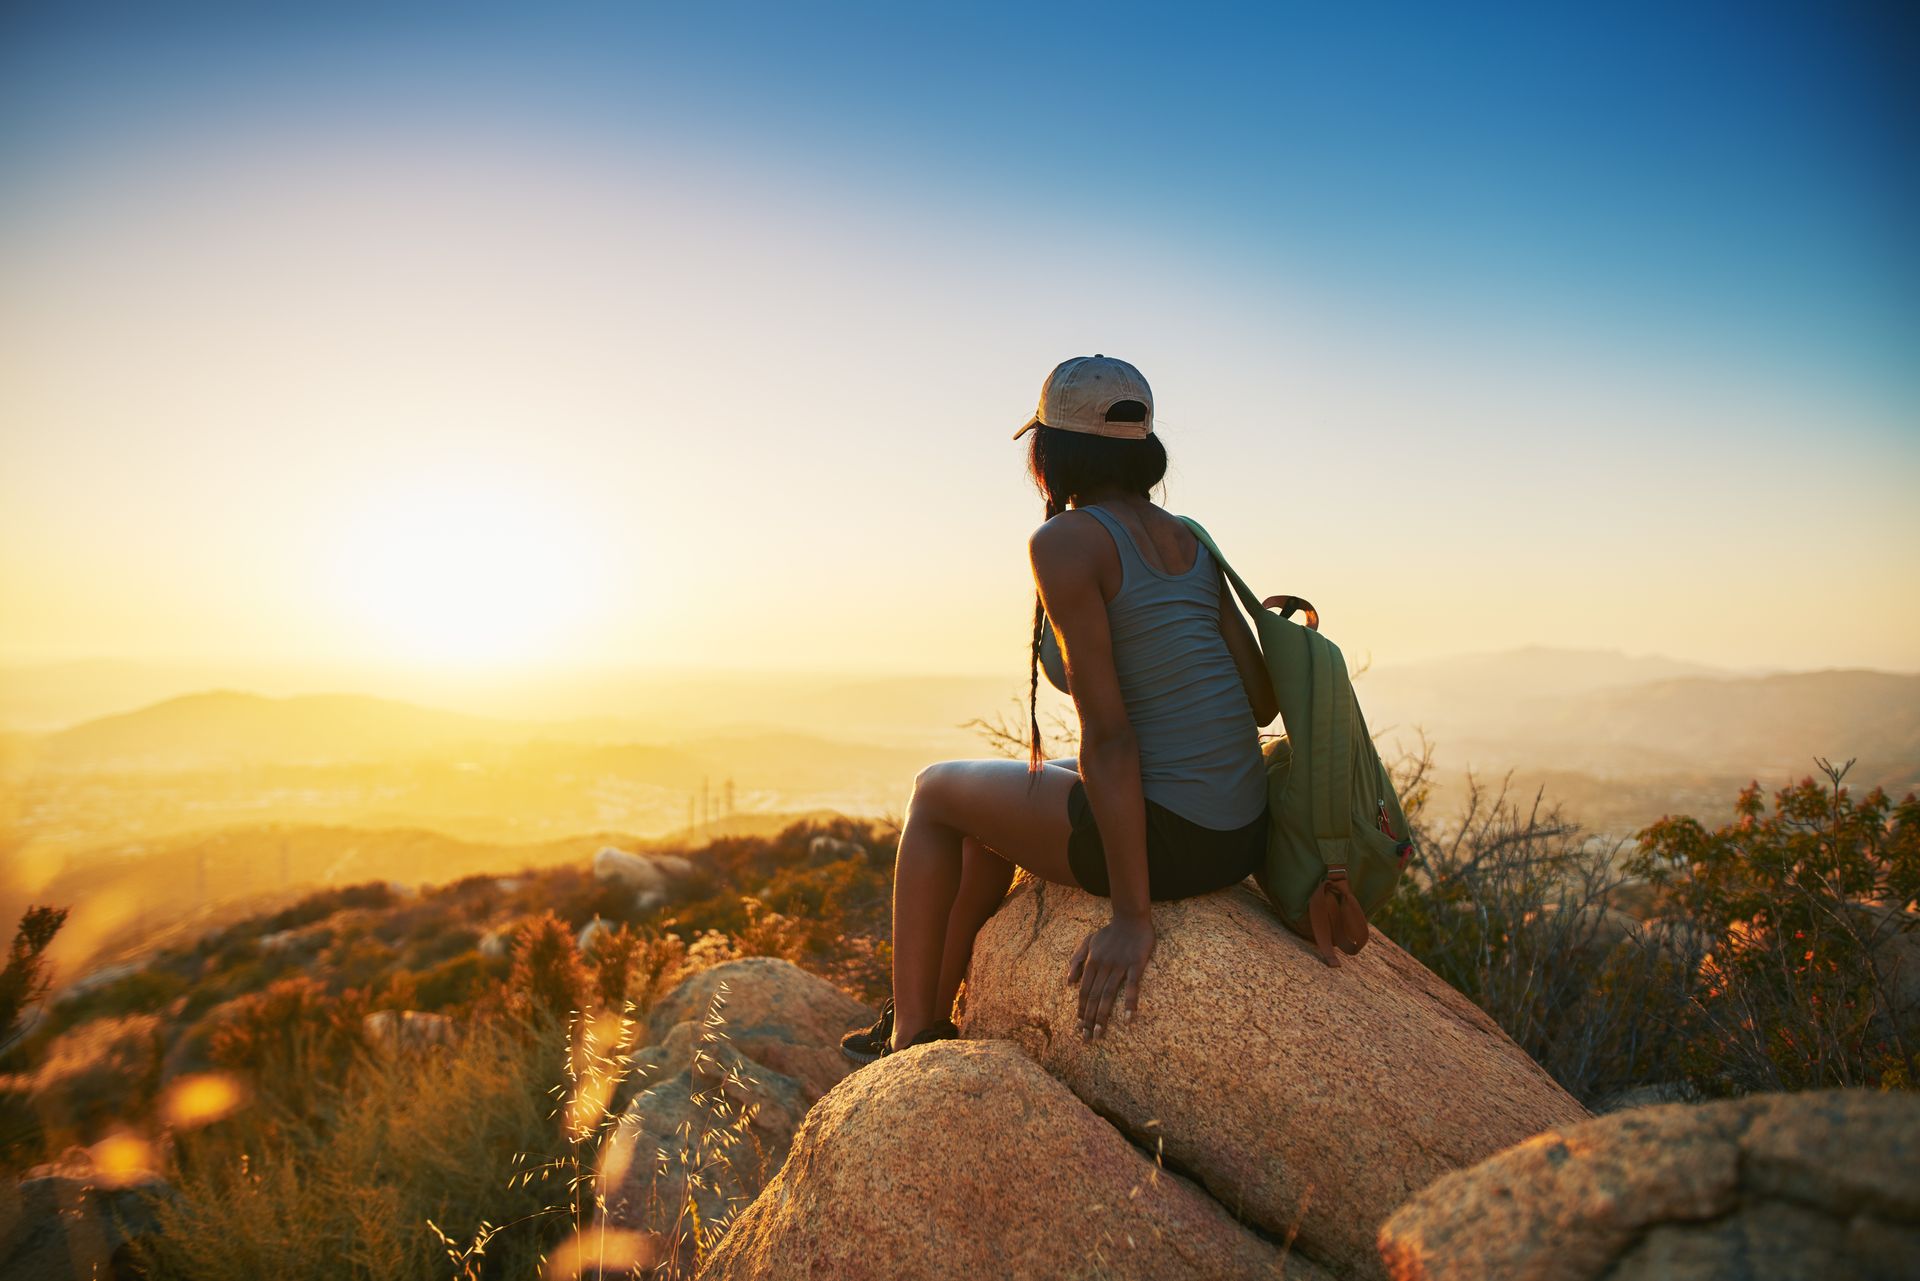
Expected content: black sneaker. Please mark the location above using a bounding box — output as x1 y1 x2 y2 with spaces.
839 998 894 1064
892 1019 959 1054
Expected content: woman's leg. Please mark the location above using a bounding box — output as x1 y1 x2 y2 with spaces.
890 757 1081 1050
932 837 1016 1018
930 758 1079 1019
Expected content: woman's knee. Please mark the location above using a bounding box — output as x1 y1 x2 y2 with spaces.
909 759 964 821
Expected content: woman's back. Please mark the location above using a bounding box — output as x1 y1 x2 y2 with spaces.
1060 502 1268 830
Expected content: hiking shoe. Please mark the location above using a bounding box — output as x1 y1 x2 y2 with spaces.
874 1018 960 1061
839 998 894 1064
894 1019 959 1053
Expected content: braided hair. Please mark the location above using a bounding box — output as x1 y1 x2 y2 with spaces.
1023 403 1168 784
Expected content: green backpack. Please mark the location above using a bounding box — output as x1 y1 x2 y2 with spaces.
1179 516 1416 966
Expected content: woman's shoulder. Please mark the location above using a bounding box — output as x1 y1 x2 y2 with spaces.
1028 508 1107 552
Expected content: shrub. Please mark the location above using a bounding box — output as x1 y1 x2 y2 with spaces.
0 906 68 1055
507 912 586 1026
205 977 370 1128
1372 738 1698 1104
1630 757 1919 1094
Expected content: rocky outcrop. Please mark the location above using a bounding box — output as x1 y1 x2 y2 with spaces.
806 835 865 860
361 1009 454 1053
0 1145 175 1281
595 847 699 912
1378 1088 1920 1281
698 1039 1333 1281
960 875 1589 1280
600 958 872 1263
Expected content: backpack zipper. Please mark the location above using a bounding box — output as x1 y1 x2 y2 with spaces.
1380 799 1415 867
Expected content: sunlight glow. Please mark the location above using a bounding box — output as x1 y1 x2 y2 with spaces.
330 472 609 667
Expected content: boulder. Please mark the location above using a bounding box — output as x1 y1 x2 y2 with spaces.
807 835 865 860
1379 1088 1920 1281
960 875 1588 1280
600 958 873 1265
477 923 516 960
596 847 668 894
642 956 872 1101
576 915 617 954
698 1039 1332 1281
361 1010 455 1053
0 1144 176 1281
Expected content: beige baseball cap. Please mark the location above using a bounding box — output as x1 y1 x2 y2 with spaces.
1011 354 1154 440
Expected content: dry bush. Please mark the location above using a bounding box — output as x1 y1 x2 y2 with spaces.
506 911 587 1027
21 1013 165 1146
204 978 371 1128
142 1013 568 1281
1373 735 1700 1105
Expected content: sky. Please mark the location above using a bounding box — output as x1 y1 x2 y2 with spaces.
1 0 1916 682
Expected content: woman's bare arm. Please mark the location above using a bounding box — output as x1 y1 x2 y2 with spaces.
1030 514 1156 1038
1029 516 1147 918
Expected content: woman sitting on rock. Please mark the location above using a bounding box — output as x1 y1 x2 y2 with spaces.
842 354 1278 1062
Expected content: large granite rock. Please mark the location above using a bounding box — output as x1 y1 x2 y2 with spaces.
960 874 1589 1279
698 1039 1332 1281
1379 1088 1920 1281
600 958 872 1263
0 1146 175 1281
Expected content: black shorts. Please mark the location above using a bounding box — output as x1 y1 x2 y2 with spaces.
1065 778 1268 901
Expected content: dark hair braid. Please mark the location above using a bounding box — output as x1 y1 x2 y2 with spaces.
1026 491 1067 784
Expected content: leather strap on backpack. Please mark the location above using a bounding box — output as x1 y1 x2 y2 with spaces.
1304 866 1371 967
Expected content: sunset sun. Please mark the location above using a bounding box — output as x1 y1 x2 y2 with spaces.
330 474 607 666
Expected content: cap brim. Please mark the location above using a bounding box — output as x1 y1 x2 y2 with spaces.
1012 416 1040 440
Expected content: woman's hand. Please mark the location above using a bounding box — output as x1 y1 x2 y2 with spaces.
1067 913 1156 1041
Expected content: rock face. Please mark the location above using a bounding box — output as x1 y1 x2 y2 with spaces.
0 1147 175 1281
959 875 1589 1280
595 847 670 893
361 1009 454 1053
698 1039 1332 1281
595 846 699 913
1379 1088 1920 1281
600 958 873 1262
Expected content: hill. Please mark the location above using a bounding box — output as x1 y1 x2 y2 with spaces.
20 690 617 774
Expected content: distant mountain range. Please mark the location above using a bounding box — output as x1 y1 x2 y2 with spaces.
3 649 1914 972
4 647 1916 822
1361 650 1918 789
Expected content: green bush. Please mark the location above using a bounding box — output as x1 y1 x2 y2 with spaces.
1630 757 1919 1094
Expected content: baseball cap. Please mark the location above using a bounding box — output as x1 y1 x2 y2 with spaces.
1011 354 1154 440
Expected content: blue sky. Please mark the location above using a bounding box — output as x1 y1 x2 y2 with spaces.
6 1 1912 394
1 2 1916 673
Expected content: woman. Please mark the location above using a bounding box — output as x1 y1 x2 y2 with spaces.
841 354 1279 1061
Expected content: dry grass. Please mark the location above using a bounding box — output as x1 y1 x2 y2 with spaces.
136 928 782 1278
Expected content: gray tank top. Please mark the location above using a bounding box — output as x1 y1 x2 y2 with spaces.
1042 504 1268 830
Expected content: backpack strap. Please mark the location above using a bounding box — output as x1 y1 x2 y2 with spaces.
1181 516 1367 966
1180 518 1317 628
1177 516 1264 622
1310 627 1354 862
1180 515 1354 865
